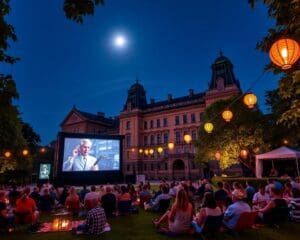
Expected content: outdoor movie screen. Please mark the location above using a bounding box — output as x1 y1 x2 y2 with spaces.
61 137 121 172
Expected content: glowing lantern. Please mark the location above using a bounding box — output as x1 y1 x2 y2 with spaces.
22 149 29 156
144 149 149 155
243 93 257 109
4 151 11 158
149 149 154 155
157 147 163 154
283 139 289 145
40 147 46 153
269 38 300 69
215 151 221 160
168 142 174 150
139 149 143 154
131 148 135 152
204 122 214 133
222 110 233 122
52 212 72 231
240 149 248 159
184 134 192 144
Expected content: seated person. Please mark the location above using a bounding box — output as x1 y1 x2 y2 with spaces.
76 198 107 235
289 188 300 222
101 186 116 217
39 188 54 212
138 185 152 206
252 184 270 210
15 187 39 225
192 192 222 233
223 189 251 230
0 191 14 229
65 187 81 215
145 185 171 211
84 186 100 211
258 187 288 225
153 189 193 234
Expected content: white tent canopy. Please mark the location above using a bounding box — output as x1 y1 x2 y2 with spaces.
255 146 300 178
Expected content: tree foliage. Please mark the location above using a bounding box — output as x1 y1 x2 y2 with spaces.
195 96 270 173
248 0 300 128
63 0 104 23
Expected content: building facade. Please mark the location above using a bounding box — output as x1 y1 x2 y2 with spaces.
60 54 241 180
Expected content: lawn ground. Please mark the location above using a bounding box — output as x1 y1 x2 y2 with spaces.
2 208 300 240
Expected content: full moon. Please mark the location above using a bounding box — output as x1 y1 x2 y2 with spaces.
114 35 127 48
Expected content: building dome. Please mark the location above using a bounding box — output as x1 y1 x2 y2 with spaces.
123 79 147 111
208 52 241 90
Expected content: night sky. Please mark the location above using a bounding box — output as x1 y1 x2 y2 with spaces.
1 0 279 145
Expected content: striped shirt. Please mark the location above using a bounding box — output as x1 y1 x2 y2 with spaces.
289 197 300 223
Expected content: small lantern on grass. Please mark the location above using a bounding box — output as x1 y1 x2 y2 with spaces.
52 212 72 231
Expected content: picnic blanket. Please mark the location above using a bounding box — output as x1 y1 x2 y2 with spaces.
36 220 84 233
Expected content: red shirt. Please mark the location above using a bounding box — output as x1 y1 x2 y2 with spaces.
16 196 36 213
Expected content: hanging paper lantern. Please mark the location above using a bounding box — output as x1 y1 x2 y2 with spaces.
269 38 300 69
283 139 289 145
4 151 11 158
144 149 149 155
139 149 143 154
204 122 214 133
22 149 29 156
222 110 233 122
157 147 163 154
240 149 248 159
168 142 174 150
131 148 135 152
243 93 257 109
183 134 192 144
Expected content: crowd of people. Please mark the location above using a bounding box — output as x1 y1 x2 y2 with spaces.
0 177 300 235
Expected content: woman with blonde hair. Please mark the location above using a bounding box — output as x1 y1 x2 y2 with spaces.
153 188 193 234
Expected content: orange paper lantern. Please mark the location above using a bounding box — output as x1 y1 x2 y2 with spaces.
222 110 233 122
269 38 300 69
243 93 257 109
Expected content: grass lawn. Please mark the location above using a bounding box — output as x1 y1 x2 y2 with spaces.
2 209 300 240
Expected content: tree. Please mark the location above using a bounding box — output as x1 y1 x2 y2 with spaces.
0 74 27 173
264 89 300 148
195 96 270 174
248 0 300 128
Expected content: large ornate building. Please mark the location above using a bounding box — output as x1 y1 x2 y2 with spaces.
60 54 241 180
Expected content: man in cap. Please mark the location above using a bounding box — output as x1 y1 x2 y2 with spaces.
223 189 251 229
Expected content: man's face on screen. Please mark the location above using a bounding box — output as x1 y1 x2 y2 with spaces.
80 142 91 156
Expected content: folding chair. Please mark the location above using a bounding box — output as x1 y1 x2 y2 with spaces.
233 211 259 239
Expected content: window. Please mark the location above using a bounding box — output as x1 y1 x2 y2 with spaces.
192 130 197 140
157 119 160 128
191 113 196 123
126 135 131 147
163 133 169 144
157 134 161 144
144 121 148 130
200 112 205 122
144 136 148 146
150 135 155 146
150 120 154 129
126 121 130 130
175 116 180 125
183 115 187 124
175 131 181 144
163 118 168 127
